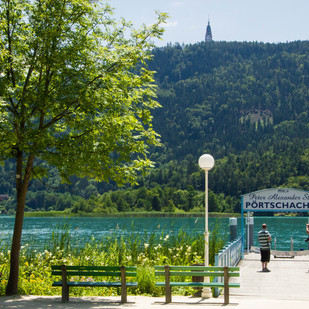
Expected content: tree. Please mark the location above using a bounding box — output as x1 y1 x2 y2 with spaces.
0 0 167 295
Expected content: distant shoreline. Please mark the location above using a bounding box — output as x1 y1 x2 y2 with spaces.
2 211 306 218
20 211 241 218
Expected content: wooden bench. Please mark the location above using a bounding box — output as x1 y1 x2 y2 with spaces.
52 265 138 303
155 265 240 304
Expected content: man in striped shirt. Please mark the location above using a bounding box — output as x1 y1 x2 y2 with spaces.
258 223 271 272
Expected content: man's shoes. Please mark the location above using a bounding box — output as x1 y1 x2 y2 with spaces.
263 268 271 272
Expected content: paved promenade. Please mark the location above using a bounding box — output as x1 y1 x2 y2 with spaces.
235 251 309 301
1 252 309 308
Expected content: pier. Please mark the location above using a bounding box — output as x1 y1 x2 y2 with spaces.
234 251 309 301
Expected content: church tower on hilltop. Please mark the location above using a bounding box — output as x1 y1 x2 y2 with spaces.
205 19 213 42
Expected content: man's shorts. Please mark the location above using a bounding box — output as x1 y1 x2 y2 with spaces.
260 249 270 262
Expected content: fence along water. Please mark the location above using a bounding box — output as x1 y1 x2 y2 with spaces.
213 236 242 297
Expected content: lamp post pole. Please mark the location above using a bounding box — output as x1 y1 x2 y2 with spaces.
198 154 215 298
204 168 209 269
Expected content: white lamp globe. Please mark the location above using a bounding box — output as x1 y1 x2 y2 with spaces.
198 154 215 171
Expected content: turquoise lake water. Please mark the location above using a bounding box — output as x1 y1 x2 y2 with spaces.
0 216 309 251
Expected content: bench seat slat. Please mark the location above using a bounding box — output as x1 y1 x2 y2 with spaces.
155 271 239 277
155 281 240 288
53 271 137 277
154 266 239 272
52 281 138 287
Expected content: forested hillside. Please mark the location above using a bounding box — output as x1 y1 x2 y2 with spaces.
1 41 309 214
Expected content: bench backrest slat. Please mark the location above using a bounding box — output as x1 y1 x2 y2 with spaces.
51 266 137 278
53 271 122 277
154 266 239 272
155 271 239 277
52 265 136 271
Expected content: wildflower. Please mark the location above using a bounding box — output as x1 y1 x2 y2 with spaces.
164 235 169 241
144 243 149 249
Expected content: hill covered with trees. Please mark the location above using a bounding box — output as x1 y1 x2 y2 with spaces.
1 41 309 215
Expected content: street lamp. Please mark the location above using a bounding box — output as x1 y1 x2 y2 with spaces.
198 154 215 298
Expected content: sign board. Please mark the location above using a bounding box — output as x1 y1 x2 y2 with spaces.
242 188 309 212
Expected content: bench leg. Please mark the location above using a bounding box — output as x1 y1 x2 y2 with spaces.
61 265 69 303
224 266 229 305
165 286 172 303
164 265 171 303
120 266 127 303
121 287 127 303
62 285 69 303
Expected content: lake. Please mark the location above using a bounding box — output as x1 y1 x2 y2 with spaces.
1 216 309 251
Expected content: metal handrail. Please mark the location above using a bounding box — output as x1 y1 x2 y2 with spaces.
215 236 243 267
213 236 242 297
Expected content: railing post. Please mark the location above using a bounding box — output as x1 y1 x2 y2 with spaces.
227 243 231 267
219 250 223 283
214 254 219 297
218 237 242 270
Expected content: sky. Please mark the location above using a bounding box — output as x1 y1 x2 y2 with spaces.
110 0 309 47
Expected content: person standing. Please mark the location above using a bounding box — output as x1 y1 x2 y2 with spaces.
258 223 271 272
305 224 309 244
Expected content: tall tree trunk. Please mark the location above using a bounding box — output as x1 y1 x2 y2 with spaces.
5 188 27 295
5 152 34 295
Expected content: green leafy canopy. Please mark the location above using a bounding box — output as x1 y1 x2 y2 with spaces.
0 0 168 185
